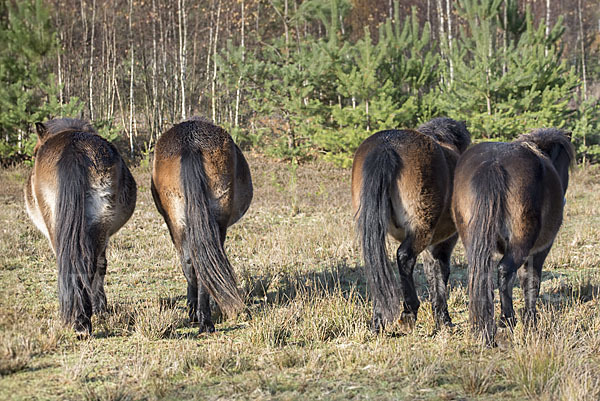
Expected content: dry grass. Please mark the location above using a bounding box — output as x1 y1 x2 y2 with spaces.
0 156 599 400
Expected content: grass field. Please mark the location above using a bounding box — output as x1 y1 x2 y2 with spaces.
1 155 599 400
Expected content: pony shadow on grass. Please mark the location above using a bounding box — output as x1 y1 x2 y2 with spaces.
240 260 369 307
93 261 598 340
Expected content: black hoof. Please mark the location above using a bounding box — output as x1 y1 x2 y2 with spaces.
74 318 92 338
198 320 215 334
435 319 455 332
400 311 417 328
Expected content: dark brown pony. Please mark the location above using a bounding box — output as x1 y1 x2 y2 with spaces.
452 128 574 344
352 117 471 332
24 118 137 335
151 117 252 333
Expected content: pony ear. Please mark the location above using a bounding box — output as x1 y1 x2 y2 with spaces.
564 131 572 140
35 122 48 139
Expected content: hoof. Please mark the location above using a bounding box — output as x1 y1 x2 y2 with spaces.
434 311 454 330
74 318 92 339
399 311 417 328
198 320 215 334
434 320 455 333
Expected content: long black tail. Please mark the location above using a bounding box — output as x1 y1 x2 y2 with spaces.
55 145 96 333
180 149 244 317
465 161 508 344
356 144 402 324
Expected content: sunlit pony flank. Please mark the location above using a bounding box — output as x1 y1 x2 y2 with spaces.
351 117 471 332
24 118 137 335
151 117 252 334
452 128 574 345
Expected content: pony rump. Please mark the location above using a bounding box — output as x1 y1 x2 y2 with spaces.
180 147 244 317
418 117 471 153
356 142 402 324
517 128 575 168
465 160 508 344
55 139 96 333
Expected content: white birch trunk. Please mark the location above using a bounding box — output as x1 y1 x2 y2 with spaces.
445 0 453 84
234 0 245 127
211 0 222 122
128 0 135 156
545 0 551 57
88 0 96 120
178 0 187 120
577 0 587 100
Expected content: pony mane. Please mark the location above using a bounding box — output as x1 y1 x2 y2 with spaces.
417 117 471 153
516 128 575 167
43 118 96 135
182 116 215 125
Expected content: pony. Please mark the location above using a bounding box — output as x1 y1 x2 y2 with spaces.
24 118 137 335
351 117 471 332
452 128 574 344
151 117 252 333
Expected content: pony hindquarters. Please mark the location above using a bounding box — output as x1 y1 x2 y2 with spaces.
452 156 510 345
152 118 251 334
453 132 572 345
352 129 456 332
25 120 136 335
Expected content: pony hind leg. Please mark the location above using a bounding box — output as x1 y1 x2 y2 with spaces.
517 245 550 326
92 248 108 315
181 237 215 333
423 234 457 330
396 234 426 326
180 239 199 324
197 285 215 333
497 249 527 329
194 222 230 334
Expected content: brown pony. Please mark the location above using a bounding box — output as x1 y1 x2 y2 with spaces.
452 128 574 344
24 118 137 335
151 117 252 333
352 117 471 332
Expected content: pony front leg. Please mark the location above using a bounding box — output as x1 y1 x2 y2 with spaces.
396 238 420 326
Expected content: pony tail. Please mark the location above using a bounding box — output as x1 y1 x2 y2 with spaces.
356 144 402 324
180 149 244 317
465 161 508 344
55 146 95 334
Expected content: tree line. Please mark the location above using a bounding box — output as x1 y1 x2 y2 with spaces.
1 0 599 165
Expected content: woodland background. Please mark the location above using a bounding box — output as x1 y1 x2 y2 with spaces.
1 0 599 166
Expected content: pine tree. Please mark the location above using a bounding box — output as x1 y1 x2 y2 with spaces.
439 0 579 141
0 0 81 163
